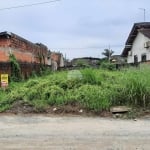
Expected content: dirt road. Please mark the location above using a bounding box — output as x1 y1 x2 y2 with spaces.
0 114 149 150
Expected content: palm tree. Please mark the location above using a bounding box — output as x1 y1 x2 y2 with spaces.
102 49 114 61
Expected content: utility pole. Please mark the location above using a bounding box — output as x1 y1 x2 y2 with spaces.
108 45 111 62
139 8 146 22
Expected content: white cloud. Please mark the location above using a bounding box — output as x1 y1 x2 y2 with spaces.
0 0 150 59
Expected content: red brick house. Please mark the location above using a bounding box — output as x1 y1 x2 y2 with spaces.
0 31 50 76
0 31 49 64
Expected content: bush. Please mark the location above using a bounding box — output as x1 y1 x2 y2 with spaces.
9 54 22 81
101 62 116 70
24 80 39 88
44 85 65 105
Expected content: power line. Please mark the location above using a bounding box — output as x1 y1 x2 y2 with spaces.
0 0 61 11
49 45 124 50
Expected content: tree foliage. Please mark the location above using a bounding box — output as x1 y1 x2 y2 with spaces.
102 49 114 60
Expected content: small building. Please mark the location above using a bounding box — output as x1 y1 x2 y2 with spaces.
122 22 150 64
71 57 101 67
50 52 64 70
110 55 126 64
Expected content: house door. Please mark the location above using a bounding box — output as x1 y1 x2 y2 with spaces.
134 55 138 66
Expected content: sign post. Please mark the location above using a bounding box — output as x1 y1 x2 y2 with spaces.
1 74 8 89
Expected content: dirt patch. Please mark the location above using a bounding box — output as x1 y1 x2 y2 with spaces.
6 101 37 114
6 100 85 115
5 100 112 117
4 100 150 118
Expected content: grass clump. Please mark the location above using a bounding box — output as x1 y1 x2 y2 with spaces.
77 85 111 111
117 65 150 108
43 85 65 106
81 68 101 85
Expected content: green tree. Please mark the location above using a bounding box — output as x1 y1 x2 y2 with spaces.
102 49 114 61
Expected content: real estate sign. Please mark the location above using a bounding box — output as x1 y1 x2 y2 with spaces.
1 74 8 88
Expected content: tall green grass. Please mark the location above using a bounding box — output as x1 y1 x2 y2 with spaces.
116 65 150 108
81 68 102 85
0 64 150 112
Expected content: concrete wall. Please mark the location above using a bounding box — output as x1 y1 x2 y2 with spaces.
127 32 150 63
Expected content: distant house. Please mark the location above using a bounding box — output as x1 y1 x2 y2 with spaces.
110 55 126 64
50 52 64 70
122 22 150 64
71 57 101 67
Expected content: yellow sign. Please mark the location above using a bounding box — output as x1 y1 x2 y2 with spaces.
1 74 8 88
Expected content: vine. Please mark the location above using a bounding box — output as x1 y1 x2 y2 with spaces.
9 53 22 81
37 52 46 74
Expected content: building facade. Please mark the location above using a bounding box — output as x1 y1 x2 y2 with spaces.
0 31 49 64
122 22 150 64
0 31 51 77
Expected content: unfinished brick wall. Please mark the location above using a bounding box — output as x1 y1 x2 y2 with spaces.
0 32 50 77
0 62 11 75
51 52 65 68
13 50 33 62
0 49 9 62
10 34 47 53
0 62 51 79
0 36 10 47
0 32 48 64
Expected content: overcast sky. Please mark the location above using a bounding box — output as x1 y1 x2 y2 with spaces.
1 0 150 59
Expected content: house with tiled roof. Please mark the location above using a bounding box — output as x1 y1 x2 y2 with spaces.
122 22 150 64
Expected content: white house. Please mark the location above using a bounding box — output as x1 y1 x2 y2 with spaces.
122 22 150 64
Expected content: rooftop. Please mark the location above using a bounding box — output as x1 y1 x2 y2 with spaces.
122 22 150 56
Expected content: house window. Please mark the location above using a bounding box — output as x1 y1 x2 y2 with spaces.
141 54 147 62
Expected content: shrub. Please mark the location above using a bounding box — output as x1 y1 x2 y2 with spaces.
66 79 82 89
26 88 40 101
24 79 39 88
101 62 116 70
9 54 22 81
43 85 65 106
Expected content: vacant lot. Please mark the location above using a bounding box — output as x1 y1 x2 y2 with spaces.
1 65 150 113
0 115 150 150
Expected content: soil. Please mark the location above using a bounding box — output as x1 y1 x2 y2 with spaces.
5 100 150 118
